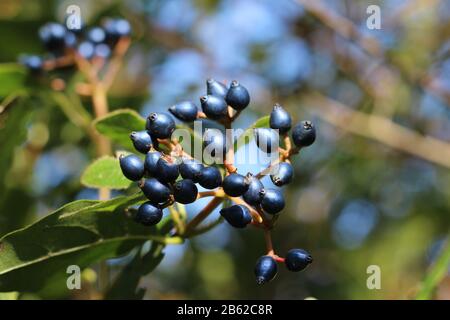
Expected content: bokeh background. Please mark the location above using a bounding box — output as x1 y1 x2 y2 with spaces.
1 0 450 300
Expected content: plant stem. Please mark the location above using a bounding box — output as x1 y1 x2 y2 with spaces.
169 205 185 235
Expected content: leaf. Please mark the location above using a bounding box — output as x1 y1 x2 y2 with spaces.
0 64 26 97
416 239 450 300
0 193 180 294
81 156 132 190
94 109 146 150
234 115 270 150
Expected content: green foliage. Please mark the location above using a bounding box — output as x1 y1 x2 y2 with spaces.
0 64 26 97
0 193 179 294
81 156 132 190
94 109 146 150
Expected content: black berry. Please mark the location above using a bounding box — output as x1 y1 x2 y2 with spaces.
220 205 252 228
261 188 285 214
39 22 67 53
179 158 204 183
173 179 198 204
254 255 277 285
135 202 163 226
144 151 161 176
140 178 171 204
130 130 153 154
203 129 228 158
156 157 179 183
119 154 144 181
206 78 228 98
146 112 175 139
270 162 294 187
200 95 228 119
198 166 222 189
222 173 249 197
226 80 250 110
292 121 316 147
270 104 292 134
285 249 312 272
20 55 43 73
243 174 264 206
169 101 198 122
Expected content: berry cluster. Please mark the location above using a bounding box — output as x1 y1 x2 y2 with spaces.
19 18 131 73
120 78 316 284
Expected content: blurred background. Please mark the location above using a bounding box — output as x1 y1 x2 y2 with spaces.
1 0 450 300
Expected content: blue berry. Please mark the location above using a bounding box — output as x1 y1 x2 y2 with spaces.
156 157 179 183
198 166 222 189
94 43 111 58
173 179 198 204
135 202 163 226
103 18 131 45
119 154 145 181
169 101 198 122
222 173 249 197
140 178 171 204
285 249 312 272
64 31 77 48
261 188 285 214
130 130 153 154
270 104 292 134
226 80 250 110
200 95 228 119
292 121 316 147
20 55 43 73
254 256 277 285
77 41 95 59
144 151 161 175
220 205 252 228
243 174 264 206
254 128 279 153
146 112 175 139
270 162 294 187
203 129 228 158
206 78 228 98
39 22 67 53
87 27 106 44
179 158 204 183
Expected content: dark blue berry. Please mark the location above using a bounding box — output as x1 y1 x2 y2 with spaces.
135 202 163 226
243 174 264 206
130 130 153 154
220 205 252 228
203 129 228 158
169 101 198 122
20 55 43 73
144 151 161 175
285 249 313 272
261 188 285 214
146 112 175 139
226 80 250 110
270 104 292 134
198 166 222 189
77 41 95 59
222 173 249 197
140 178 171 204
179 158 204 183
119 154 144 181
173 179 198 204
64 31 77 48
156 157 179 183
206 78 228 98
200 95 228 119
94 43 111 58
292 121 316 147
103 18 131 45
87 27 106 44
254 256 277 285
39 22 67 53
254 128 279 153
270 162 294 187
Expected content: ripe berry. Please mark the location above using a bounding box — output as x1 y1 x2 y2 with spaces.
130 130 153 154
87 27 106 44
146 112 175 139
285 249 313 272
20 55 43 73
144 151 161 175
173 179 198 204
156 157 179 183
254 128 279 153
203 129 228 158
103 18 131 45
140 178 171 204
64 31 77 48
261 188 285 214
198 166 222 189
243 174 264 206
200 95 228 119
270 162 294 187
220 205 252 228
292 121 316 147
206 78 228 98
270 104 292 134
39 22 67 53
169 101 198 122
254 256 277 285
94 43 111 59
77 41 95 60
226 80 250 110
222 173 249 197
119 154 144 181
135 202 163 226
179 158 204 183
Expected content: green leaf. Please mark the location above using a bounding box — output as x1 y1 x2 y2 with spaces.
0 193 181 294
234 115 270 150
94 109 146 150
416 239 450 300
0 64 26 97
81 156 132 190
